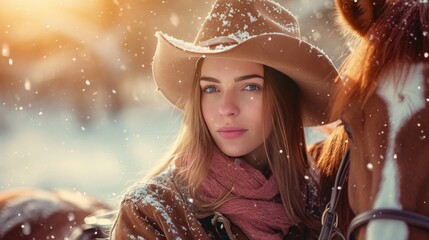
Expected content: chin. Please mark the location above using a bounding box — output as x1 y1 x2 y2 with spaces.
218 148 245 158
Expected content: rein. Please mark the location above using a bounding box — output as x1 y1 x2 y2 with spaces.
318 149 350 240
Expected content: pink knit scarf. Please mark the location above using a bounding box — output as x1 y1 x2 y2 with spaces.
197 152 292 240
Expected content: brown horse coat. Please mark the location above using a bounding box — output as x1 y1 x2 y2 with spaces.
0 188 111 239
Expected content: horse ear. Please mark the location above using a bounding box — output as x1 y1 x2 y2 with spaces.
335 0 386 36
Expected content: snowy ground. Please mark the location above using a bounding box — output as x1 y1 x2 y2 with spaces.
0 82 183 205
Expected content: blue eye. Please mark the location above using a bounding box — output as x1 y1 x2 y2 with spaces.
203 86 218 93
243 84 259 91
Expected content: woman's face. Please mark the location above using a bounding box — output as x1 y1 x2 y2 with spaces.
200 58 273 164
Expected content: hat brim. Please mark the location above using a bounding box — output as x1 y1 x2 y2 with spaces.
152 32 338 126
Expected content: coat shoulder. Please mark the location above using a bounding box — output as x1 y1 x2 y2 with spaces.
114 167 210 240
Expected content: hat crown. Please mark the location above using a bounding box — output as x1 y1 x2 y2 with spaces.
195 0 300 46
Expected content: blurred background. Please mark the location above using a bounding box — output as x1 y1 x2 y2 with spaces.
0 0 348 205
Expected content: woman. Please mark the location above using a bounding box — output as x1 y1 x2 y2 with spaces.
111 0 338 239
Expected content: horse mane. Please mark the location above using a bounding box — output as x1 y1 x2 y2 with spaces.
331 1 429 121
315 1 429 233
319 1 429 172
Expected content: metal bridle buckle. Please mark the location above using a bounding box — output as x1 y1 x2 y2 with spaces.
321 207 339 228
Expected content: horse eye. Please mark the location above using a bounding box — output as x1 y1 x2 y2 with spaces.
343 123 353 140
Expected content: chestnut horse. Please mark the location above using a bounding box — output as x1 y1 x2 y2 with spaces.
318 0 429 239
0 188 112 239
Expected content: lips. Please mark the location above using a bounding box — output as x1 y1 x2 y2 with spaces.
217 126 247 139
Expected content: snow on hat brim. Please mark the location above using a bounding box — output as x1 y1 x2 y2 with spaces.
152 32 338 126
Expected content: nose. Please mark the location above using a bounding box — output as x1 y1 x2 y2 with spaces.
218 91 239 117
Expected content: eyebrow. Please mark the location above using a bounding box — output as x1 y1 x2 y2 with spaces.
200 74 264 83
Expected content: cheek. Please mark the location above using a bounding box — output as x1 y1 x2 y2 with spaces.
248 101 269 134
201 98 216 128
347 164 362 213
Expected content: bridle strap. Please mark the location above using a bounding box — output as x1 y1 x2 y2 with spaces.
347 208 429 240
318 149 350 240
317 147 429 240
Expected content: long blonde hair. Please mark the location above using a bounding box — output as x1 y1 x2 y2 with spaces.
263 65 318 229
145 59 317 229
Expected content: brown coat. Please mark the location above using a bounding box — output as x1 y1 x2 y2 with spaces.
111 167 247 239
111 167 319 240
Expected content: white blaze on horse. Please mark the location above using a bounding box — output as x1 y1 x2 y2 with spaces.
318 0 429 239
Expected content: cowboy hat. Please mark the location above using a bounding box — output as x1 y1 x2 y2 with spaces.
152 0 338 126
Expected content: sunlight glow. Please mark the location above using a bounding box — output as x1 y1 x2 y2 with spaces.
1 0 107 40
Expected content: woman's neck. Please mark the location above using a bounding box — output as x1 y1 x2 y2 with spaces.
241 144 270 174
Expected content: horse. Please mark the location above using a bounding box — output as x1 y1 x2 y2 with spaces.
317 0 429 239
0 188 113 240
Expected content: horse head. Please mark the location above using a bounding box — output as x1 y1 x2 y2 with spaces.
321 0 429 239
